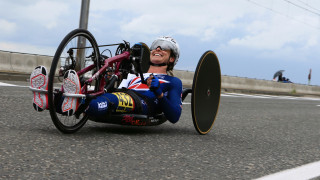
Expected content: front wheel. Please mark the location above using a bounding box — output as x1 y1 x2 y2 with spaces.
48 29 101 133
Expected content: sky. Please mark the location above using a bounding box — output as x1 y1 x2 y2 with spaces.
1 0 320 85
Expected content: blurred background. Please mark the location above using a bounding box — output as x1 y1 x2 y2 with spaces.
0 0 319 85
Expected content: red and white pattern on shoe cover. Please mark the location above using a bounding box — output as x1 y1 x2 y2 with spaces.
30 66 48 111
62 70 81 115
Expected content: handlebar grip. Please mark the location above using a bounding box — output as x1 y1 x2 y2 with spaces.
131 43 146 84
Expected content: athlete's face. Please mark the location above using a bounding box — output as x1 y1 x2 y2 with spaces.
150 47 174 65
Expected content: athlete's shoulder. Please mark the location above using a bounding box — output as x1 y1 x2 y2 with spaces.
157 75 182 88
154 74 179 80
166 75 182 85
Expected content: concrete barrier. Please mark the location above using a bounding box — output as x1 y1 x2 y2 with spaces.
0 51 12 72
0 50 54 81
36 55 53 71
10 53 38 73
221 75 320 96
1 50 320 97
173 70 194 87
0 50 53 74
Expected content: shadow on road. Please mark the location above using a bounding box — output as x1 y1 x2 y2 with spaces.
35 123 198 136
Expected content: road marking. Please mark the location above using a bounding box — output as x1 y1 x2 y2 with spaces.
255 161 320 180
0 82 18 87
222 93 320 101
317 105 320 107
0 82 29 88
182 102 191 105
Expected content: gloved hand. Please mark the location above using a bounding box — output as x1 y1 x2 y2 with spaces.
149 75 163 97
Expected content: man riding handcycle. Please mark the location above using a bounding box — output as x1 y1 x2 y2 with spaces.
29 29 221 135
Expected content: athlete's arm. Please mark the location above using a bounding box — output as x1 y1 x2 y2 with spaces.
157 77 182 123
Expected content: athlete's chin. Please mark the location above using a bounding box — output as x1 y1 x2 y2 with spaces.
150 59 165 65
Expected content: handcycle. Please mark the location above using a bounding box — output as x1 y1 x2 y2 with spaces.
46 28 221 135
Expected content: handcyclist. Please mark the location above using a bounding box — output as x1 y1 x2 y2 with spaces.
30 36 183 123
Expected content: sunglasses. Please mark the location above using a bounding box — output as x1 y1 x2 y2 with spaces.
150 40 174 51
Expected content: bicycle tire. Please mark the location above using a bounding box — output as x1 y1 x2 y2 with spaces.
191 50 221 135
48 29 101 133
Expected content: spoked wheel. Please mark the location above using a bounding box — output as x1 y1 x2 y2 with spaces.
48 29 101 133
192 50 221 135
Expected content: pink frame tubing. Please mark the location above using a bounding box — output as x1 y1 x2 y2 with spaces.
77 51 131 96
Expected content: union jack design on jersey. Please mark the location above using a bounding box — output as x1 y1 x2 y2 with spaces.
127 76 169 91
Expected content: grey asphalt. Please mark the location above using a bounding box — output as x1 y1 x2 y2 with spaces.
0 80 320 179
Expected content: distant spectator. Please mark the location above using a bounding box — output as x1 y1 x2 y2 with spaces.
278 74 283 82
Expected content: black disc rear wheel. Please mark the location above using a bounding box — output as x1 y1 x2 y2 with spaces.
48 29 101 133
191 50 221 135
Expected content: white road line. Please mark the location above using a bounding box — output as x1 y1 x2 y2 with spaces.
227 93 271 99
317 105 320 107
222 93 320 101
255 161 320 180
0 83 29 88
182 102 191 105
0 82 33 88
0 82 19 87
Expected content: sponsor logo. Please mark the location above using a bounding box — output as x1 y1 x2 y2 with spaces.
97 101 108 110
150 118 160 123
122 115 147 126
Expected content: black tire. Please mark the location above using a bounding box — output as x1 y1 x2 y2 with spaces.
48 29 101 133
192 50 221 135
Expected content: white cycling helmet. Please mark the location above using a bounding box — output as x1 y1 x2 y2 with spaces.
150 36 180 66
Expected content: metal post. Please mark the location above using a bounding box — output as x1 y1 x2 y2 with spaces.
76 0 90 71
79 0 90 29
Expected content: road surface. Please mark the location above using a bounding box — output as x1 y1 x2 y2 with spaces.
0 80 319 179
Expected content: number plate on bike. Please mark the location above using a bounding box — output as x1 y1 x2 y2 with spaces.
112 92 135 113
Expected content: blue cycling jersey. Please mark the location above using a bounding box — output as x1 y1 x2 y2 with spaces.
85 73 183 123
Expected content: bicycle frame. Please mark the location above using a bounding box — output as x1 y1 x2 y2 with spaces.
76 51 131 97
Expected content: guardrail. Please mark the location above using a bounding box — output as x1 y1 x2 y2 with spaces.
1 50 320 97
